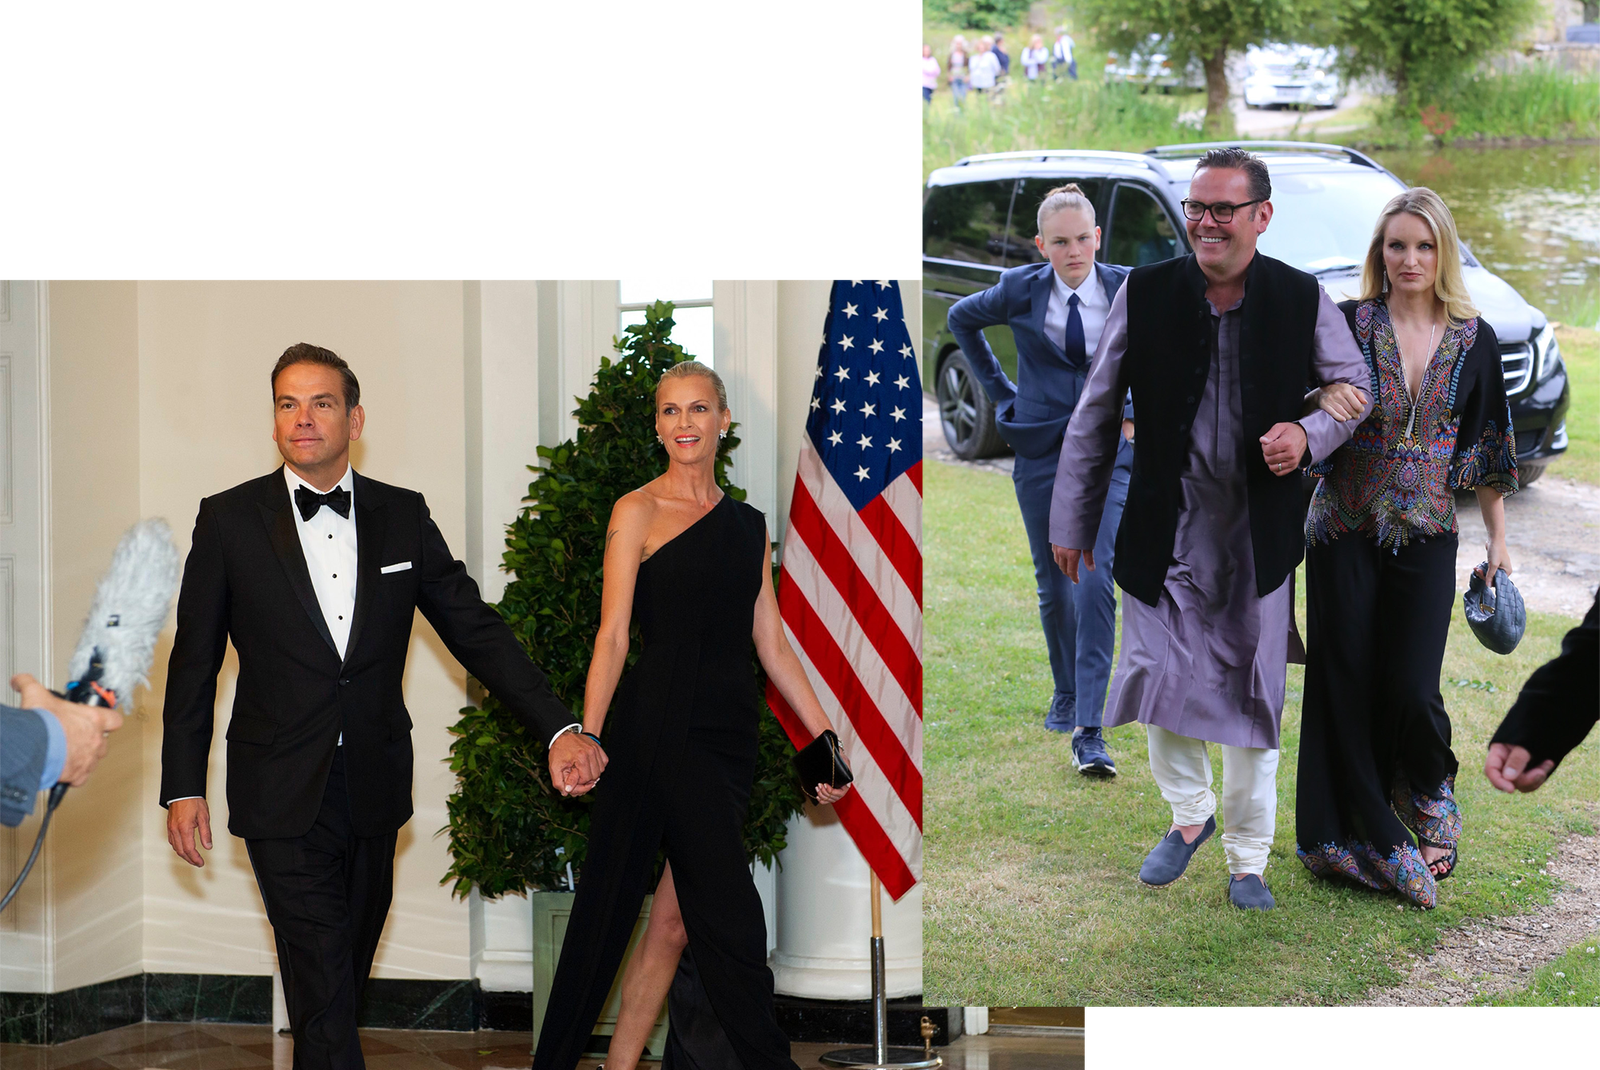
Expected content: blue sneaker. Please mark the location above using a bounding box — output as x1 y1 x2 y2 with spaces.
1071 727 1117 777
1043 695 1076 733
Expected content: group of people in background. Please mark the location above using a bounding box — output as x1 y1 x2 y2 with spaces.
924 25 1076 106
950 146 1599 914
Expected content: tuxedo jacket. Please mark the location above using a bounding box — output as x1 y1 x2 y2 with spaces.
160 468 572 840
947 260 1133 459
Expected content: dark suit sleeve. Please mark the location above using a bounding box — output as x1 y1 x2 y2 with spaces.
411 495 575 743
2 706 51 827
160 498 232 806
1490 593 1598 773
946 282 1018 406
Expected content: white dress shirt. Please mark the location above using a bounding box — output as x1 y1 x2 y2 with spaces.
288 464 357 747
285 465 358 659
1044 267 1110 362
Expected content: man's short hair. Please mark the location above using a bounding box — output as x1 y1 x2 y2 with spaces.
1194 147 1272 206
271 344 361 409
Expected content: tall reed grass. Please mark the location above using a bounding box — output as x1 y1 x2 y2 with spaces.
923 74 1207 178
1369 65 1600 145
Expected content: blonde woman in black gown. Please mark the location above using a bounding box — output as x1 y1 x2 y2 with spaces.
534 361 850 1070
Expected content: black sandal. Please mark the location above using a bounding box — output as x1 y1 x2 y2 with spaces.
1422 842 1458 881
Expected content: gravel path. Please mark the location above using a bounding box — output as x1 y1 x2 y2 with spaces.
1357 815 1600 1006
923 393 1600 621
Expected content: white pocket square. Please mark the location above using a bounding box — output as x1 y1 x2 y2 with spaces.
380 561 413 574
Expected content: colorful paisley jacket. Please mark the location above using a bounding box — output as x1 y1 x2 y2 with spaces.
1307 299 1518 549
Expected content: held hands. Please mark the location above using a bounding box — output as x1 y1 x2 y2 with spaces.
11 672 123 787
1053 545 1093 583
1260 422 1308 477
1315 383 1368 423
548 730 608 797
1484 742 1554 794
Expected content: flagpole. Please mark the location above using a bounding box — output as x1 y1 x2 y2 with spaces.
819 873 941 1070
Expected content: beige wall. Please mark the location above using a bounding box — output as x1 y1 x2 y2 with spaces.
27 278 920 993
47 282 145 991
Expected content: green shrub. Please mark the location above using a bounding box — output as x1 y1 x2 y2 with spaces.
442 302 806 898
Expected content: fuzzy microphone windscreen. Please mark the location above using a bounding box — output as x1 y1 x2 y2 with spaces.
66 518 182 703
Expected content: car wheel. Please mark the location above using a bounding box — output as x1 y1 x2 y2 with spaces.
937 350 1008 460
1520 462 1544 486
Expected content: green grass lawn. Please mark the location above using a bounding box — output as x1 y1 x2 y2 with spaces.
923 458 1598 1006
1549 325 1598 485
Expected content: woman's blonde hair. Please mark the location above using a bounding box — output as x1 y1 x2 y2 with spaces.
1360 187 1479 323
1036 183 1095 233
656 360 727 412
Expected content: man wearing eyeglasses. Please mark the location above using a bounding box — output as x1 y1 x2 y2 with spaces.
1049 147 1372 911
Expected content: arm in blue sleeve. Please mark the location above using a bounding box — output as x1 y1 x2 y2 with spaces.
32 709 66 790
946 283 1018 405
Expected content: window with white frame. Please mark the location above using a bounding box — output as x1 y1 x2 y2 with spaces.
619 277 713 365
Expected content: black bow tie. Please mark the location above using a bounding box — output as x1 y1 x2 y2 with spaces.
295 484 351 522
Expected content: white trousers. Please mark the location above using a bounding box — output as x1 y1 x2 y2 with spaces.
1146 724 1279 876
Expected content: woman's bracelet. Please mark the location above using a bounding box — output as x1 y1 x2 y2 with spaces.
581 731 603 745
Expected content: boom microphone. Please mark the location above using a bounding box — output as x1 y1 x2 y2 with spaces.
0 518 180 913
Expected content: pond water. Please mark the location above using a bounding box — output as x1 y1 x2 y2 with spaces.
1373 143 1600 328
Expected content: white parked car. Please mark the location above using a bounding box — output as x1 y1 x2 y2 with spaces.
1243 44 1341 108
1104 35 1206 93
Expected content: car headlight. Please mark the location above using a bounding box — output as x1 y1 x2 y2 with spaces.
1532 321 1562 382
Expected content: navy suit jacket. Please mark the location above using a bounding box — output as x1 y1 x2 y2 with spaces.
2 705 50 827
948 260 1132 459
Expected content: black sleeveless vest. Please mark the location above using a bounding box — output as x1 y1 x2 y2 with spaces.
1114 253 1321 607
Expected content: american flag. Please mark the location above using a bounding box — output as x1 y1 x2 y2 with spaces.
766 280 922 900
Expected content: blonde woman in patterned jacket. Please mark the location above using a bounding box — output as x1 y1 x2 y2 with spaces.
1296 187 1517 909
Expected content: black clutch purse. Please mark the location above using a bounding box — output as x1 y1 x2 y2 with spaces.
792 729 854 804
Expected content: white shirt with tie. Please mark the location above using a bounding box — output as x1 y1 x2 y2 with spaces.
1044 266 1110 362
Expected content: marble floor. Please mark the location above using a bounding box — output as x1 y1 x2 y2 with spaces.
0 1023 1084 1070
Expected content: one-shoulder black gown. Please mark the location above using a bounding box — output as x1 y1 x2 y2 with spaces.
533 495 798 1070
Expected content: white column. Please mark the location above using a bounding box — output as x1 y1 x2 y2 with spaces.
770 804 921 998
713 281 780 524
547 281 619 445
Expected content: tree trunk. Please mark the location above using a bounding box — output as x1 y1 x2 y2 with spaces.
1202 45 1232 137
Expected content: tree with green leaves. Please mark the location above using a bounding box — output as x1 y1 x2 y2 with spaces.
1074 0 1313 134
442 302 805 898
926 0 1035 31
1333 0 1537 108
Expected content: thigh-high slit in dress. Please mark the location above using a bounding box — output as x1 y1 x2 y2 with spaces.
533 494 798 1070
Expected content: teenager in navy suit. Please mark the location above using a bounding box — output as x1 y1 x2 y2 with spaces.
947 184 1133 775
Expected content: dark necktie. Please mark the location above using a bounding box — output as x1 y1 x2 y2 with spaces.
1064 291 1087 368
295 484 351 522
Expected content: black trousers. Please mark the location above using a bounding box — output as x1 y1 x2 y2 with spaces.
246 749 397 1070
1296 533 1460 904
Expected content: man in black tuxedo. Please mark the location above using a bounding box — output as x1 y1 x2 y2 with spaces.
161 345 604 1070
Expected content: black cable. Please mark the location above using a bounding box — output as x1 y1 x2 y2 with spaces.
0 783 69 913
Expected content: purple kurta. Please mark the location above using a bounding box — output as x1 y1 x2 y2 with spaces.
1049 277 1371 749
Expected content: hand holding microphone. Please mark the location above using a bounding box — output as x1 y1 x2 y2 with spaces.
10 673 123 785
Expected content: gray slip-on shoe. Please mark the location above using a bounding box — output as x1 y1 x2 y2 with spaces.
1227 873 1275 911
1137 814 1216 886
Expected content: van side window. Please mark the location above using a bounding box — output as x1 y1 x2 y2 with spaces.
924 181 1018 267
1106 184 1181 267
1012 178 1106 262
